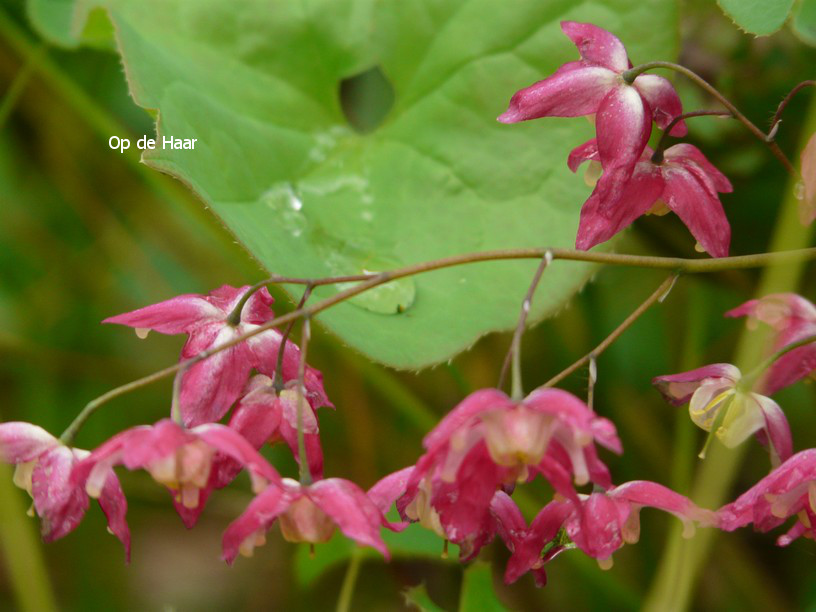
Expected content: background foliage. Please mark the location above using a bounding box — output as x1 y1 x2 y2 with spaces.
1 0 815 609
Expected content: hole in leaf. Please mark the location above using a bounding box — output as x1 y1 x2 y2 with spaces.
339 66 395 134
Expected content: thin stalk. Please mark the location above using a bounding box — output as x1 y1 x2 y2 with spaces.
739 333 816 390
335 548 363 612
542 274 678 388
61 246 816 439
623 61 794 173
498 251 552 398
587 356 597 411
274 285 314 391
296 318 312 485
770 80 816 137
651 110 733 163
169 362 190 426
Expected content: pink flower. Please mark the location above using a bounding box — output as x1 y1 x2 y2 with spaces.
394 388 620 547
0 422 130 557
726 293 816 394
653 364 792 463
220 376 324 481
72 419 277 527
498 22 686 175
493 482 712 583
104 285 331 426
569 140 732 256
718 449 816 546
222 476 392 563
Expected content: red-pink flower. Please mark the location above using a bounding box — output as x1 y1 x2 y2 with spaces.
718 449 816 546
394 388 620 547
726 293 816 394
493 482 712 583
72 419 277 527
569 140 732 256
104 285 331 426
0 422 130 557
222 476 392 563
218 375 324 482
653 364 792 463
498 21 686 175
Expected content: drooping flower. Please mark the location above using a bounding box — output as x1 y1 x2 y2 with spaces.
0 422 130 557
71 419 277 527
394 388 621 548
653 364 792 463
726 293 816 394
217 375 324 482
493 482 713 583
569 140 732 256
498 21 686 176
222 476 394 563
104 285 331 426
718 449 816 546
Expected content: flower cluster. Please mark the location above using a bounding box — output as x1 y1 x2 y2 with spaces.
499 22 732 255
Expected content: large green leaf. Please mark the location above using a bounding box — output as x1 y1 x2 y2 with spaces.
717 0 795 36
792 0 816 45
34 0 678 367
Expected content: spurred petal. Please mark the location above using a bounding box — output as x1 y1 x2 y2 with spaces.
595 85 651 172
662 165 731 257
497 63 618 123
368 467 414 515
103 294 222 334
611 480 713 527
31 447 90 542
633 74 686 135
97 469 131 560
309 479 390 558
240 287 275 325
575 162 664 250
180 330 254 426
653 363 741 405
0 423 58 463
423 388 512 451
754 394 793 463
725 293 816 330
560 21 629 72
222 485 290 564
800 132 816 225
665 144 732 193
567 492 624 562
567 139 599 173
764 342 816 394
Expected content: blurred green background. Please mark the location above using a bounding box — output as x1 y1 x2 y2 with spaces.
1 0 816 610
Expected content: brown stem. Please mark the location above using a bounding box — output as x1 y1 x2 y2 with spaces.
541 274 678 389
273 284 314 391
497 251 552 398
296 317 312 485
651 110 733 163
769 80 816 139
623 62 795 174
61 246 816 440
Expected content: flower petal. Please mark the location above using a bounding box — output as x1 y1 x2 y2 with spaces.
423 388 513 451
665 144 732 193
96 467 131 560
575 162 663 250
753 393 793 463
103 294 222 334
653 364 741 406
595 85 651 172
497 63 618 123
0 423 58 463
567 139 599 173
662 165 731 258
368 466 414 515
222 485 290 564
764 342 816 394
560 21 630 72
195 424 281 486
633 74 686 135
309 479 390 558
31 447 90 543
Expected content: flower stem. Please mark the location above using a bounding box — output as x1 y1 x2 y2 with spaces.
623 61 795 173
296 317 312 485
273 285 314 391
63 247 816 439
498 251 552 399
335 548 363 612
769 80 816 138
738 333 816 390
542 274 678 389
651 110 733 163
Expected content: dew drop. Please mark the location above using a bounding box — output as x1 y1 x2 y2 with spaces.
794 180 805 201
135 328 150 339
